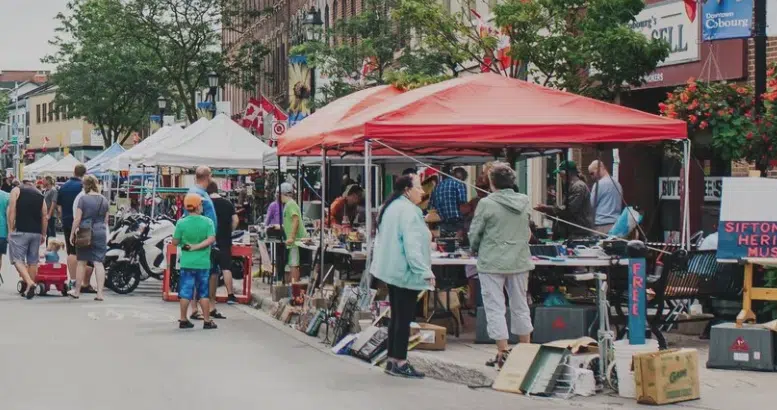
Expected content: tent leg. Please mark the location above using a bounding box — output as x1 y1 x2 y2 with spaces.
682 140 691 250
150 166 159 218
319 148 327 290
359 140 373 310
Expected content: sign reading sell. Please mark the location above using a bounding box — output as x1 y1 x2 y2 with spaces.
629 0 700 67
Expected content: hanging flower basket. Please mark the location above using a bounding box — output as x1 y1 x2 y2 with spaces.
660 78 754 161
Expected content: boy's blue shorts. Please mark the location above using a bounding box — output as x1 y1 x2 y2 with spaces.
179 269 210 300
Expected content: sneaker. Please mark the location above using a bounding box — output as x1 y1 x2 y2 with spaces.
226 294 238 305
387 363 424 379
203 321 218 330
497 349 512 371
179 320 195 329
384 361 394 374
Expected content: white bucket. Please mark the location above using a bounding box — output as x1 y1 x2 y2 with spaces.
613 339 659 398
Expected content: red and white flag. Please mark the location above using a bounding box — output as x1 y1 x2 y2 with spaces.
241 98 262 129
472 9 512 73
42 136 50 149
0 141 8 154
260 95 288 121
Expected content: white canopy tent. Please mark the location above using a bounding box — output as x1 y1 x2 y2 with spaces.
23 155 57 175
102 125 184 172
143 114 273 168
36 154 83 177
137 118 210 166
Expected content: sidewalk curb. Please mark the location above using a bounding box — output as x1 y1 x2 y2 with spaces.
247 288 496 387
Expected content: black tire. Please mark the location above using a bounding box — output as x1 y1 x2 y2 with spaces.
17 281 25 294
103 256 118 291
107 260 141 295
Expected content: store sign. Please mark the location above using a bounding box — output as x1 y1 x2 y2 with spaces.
702 0 753 40
630 0 700 67
658 176 722 201
768 0 777 36
717 178 777 260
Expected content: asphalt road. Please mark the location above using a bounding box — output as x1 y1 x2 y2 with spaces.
0 256 600 410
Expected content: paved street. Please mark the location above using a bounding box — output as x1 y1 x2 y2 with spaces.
0 256 609 410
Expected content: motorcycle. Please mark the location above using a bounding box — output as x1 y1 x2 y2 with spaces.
105 214 176 294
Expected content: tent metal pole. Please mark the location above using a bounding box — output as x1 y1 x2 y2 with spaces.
150 166 159 218
320 148 327 288
364 140 373 282
683 140 691 250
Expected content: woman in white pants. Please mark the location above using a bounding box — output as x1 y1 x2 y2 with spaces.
468 163 534 369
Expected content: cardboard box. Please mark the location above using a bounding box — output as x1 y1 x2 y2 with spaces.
416 323 447 351
271 285 291 302
634 349 700 405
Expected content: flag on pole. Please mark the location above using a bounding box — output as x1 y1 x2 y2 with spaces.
241 98 262 129
471 9 512 73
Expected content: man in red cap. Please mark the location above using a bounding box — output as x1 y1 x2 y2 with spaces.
172 193 217 330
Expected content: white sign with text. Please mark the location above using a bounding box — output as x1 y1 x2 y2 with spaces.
630 0 700 67
659 176 722 201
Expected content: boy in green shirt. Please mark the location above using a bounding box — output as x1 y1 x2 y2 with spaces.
173 194 217 329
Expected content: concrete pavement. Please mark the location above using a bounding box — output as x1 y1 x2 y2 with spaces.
0 255 609 410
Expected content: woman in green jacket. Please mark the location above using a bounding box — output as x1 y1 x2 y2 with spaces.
469 163 534 369
372 173 435 379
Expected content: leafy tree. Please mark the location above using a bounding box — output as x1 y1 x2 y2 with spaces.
292 0 451 106
398 0 670 100
123 0 271 122
45 0 163 146
0 92 8 126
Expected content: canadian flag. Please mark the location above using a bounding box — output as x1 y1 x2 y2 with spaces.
242 96 289 137
241 98 262 129
472 9 512 73
42 136 50 149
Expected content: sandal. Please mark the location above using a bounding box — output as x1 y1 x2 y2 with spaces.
210 310 227 319
67 291 80 299
190 312 203 320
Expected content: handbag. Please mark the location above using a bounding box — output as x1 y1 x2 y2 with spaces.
74 196 105 248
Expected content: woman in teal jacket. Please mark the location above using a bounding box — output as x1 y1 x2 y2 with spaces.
372 173 434 379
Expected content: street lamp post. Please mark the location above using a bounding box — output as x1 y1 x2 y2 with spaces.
302 6 324 42
157 96 167 126
207 71 219 118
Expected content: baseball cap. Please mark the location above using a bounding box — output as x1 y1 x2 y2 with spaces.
183 193 202 212
280 182 294 195
553 160 578 175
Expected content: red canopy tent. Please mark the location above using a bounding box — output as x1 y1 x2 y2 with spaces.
278 85 403 156
277 73 687 156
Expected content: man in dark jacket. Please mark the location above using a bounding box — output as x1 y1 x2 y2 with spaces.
534 161 594 239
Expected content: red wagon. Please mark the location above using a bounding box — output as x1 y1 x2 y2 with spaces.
17 263 70 296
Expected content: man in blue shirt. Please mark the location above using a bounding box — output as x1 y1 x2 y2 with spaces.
58 164 87 286
430 167 468 235
187 166 217 227
187 166 221 320
588 160 623 234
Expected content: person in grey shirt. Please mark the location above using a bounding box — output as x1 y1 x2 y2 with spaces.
43 175 58 244
588 160 623 234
